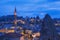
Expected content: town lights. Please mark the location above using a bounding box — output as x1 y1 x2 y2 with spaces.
32 32 41 37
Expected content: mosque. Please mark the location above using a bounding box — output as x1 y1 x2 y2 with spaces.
0 8 60 40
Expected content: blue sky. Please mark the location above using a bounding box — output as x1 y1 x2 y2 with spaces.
0 0 60 18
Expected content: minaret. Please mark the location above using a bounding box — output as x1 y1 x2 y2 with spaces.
14 7 17 27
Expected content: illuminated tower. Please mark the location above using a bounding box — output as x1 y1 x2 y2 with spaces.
14 7 17 27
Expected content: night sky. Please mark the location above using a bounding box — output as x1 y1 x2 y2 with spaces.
0 0 60 18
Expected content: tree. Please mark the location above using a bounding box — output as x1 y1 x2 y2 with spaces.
41 14 59 40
